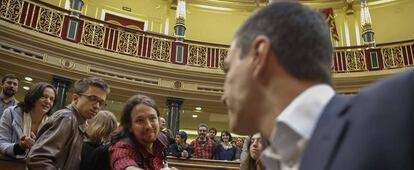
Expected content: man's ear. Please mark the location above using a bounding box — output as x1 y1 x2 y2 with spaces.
251 35 272 83
72 93 80 104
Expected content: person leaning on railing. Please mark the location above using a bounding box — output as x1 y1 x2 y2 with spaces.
80 110 118 170
240 133 265 170
169 131 192 159
0 82 57 159
109 95 176 170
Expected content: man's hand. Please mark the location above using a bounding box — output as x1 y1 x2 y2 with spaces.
181 150 189 158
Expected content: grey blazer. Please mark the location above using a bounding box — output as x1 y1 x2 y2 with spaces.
0 106 26 159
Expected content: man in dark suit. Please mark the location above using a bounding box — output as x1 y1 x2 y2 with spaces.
221 1 336 169
301 70 414 170
221 1 414 170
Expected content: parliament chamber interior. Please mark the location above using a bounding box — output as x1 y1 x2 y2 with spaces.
0 0 413 169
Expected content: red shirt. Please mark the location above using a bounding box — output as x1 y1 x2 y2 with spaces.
109 139 166 170
190 138 216 159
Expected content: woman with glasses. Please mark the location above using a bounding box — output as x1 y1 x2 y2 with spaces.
0 82 57 159
240 133 265 170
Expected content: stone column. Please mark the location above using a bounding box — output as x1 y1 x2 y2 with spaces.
52 76 72 111
166 97 184 135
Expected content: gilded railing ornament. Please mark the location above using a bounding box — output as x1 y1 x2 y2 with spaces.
0 0 23 22
151 38 171 62
36 8 64 36
218 49 228 69
382 47 404 69
81 21 104 48
188 45 207 67
117 31 139 55
345 50 367 71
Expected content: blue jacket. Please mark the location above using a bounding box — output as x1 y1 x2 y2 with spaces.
0 106 26 159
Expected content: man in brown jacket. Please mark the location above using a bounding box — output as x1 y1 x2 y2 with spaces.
27 77 110 170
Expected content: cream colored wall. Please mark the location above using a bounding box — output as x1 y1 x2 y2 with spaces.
40 0 414 46
183 6 250 44
368 0 414 44
332 0 414 46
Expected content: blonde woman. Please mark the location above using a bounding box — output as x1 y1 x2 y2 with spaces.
80 110 117 170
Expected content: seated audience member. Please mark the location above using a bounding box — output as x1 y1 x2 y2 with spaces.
0 74 19 118
215 130 236 161
169 131 192 159
80 110 117 170
234 137 244 160
239 136 250 162
208 127 219 144
190 123 216 159
0 82 57 159
109 95 170 170
160 117 175 145
27 77 110 170
240 133 265 170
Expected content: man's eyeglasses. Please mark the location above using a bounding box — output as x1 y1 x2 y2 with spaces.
77 93 106 108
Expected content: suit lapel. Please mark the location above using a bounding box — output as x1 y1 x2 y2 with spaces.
300 95 353 170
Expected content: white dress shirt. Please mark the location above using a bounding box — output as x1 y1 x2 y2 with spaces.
261 84 335 170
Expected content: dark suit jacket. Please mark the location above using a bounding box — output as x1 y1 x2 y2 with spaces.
300 70 414 170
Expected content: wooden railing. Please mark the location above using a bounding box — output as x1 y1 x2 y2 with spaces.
0 154 240 170
1 0 413 73
167 156 240 170
0 155 25 170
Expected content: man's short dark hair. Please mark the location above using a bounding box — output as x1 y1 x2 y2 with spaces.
2 74 19 84
198 123 209 131
73 77 110 94
178 131 188 143
209 128 217 135
235 2 333 85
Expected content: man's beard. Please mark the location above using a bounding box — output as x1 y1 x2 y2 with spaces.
3 88 16 97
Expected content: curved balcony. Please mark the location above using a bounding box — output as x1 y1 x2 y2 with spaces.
1 0 413 129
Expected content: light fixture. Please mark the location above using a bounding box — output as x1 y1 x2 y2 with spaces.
195 106 202 111
24 76 33 81
192 114 198 118
23 86 30 90
176 0 186 19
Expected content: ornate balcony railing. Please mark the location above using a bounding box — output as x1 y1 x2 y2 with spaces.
1 0 413 73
